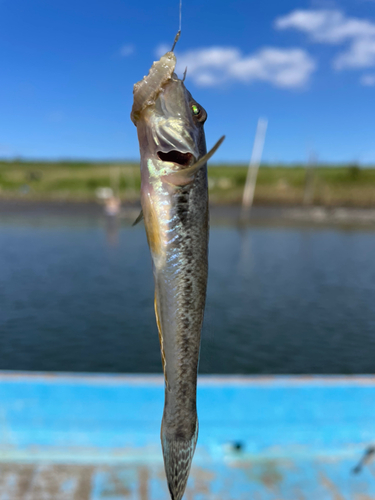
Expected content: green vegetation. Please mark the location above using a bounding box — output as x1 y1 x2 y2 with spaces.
0 161 141 202
1 159 375 206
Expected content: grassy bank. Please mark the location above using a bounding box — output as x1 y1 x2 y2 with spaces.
1 160 375 207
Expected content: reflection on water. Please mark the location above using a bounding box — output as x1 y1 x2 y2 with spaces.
237 228 253 280
104 215 121 246
1 213 375 374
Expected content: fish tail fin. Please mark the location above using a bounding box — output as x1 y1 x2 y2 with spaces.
161 420 198 500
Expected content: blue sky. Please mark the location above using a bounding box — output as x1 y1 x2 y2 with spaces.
1 0 375 164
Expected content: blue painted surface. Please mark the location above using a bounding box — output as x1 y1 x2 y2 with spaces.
0 372 375 499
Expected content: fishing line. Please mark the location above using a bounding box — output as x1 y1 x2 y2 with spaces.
179 0 182 32
171 0 182 51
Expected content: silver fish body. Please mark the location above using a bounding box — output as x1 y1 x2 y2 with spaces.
132 54 222 500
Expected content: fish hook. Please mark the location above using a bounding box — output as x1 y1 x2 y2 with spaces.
171 30 181 52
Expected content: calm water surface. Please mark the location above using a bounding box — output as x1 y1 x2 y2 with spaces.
1 213 375 374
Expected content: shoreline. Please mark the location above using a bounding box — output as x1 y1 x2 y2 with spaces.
1 198 375 228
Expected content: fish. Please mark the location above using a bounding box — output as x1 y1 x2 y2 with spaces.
131 37 224 500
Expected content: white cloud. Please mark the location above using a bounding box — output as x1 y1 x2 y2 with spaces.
360 73 375 85
335 37 375 69
155 44 170 58
168 46 316 89
120 44 134 57
276 9 375 74
193 73 217 86
275 9 375 44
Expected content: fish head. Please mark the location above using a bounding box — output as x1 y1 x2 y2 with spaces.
133 50 224 191
134 66 207 177
147 75 207 166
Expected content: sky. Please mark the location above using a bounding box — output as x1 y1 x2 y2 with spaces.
1 0 375 164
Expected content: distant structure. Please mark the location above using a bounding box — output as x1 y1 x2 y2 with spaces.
95 166 122 217
241 118 268 222
104 196 121 217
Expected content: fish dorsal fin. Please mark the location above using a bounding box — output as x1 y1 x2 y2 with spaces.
163 135 225 187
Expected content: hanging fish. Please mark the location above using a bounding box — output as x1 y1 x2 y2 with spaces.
131 33 224 500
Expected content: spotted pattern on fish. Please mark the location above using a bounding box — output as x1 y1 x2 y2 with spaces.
132 54 223 500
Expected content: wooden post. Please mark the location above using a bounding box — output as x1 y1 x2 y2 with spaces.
241 118 268 221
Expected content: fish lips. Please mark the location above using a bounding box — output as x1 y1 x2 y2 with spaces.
157 150 195 167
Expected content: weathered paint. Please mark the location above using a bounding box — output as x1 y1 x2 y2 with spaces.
0 372 375 499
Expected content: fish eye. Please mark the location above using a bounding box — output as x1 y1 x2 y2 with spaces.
190 102 207 123
192 104 200 116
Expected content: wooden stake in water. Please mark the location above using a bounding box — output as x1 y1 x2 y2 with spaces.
241 118 268 220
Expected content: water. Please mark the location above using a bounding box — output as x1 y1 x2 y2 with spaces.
1 212 375 374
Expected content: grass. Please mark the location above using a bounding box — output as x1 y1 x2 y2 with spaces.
1 160 375 207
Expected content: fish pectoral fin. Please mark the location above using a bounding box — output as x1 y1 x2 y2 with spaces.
132 209 144 226
163 135 225 187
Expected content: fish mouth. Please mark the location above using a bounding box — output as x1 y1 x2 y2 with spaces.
157 150 194 167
